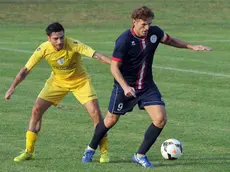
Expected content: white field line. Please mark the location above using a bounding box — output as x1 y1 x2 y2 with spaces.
153 66 230 78
1 46 230 78
0 47 32 53
1 39 230 45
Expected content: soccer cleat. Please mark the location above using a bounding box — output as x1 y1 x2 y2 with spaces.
14 149 35 162
100 150 110 163
132 153 154 168
82 149 95 163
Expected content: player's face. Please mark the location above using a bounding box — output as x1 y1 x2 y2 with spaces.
48 31 65 51
133 18 152 37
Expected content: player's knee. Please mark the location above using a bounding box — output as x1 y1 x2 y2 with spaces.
153 115 167 128
89 108 101 116
104 114 119 128
104 119 116 128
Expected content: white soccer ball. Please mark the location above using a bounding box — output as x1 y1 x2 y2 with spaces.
161 138 183 160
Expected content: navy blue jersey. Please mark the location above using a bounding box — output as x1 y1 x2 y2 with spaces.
112 26 164 89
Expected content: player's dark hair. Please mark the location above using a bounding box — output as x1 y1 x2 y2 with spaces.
45 22 65 36
131 6 155 20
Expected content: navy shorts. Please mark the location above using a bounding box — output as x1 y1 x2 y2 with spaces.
108 84 165 115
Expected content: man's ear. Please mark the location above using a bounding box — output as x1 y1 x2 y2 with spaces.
132 19 136 25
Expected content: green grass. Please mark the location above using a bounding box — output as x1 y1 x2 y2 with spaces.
0 0 230 172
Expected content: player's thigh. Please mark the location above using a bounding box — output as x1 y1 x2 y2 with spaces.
138 84 165 109
38 79 68 106
139 85 167 126
71 79 97 105
108 85 137 115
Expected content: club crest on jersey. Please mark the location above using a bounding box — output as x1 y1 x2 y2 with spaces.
73 41 78 44
150 35 157 43
36 47 41 51
57 58 64 65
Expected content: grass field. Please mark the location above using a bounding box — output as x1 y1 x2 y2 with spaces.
0 0 230 172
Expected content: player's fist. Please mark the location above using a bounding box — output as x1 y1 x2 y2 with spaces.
124 86 136 98
5 87 15 101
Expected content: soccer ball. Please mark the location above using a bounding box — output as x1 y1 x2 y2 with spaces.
161 138 183 160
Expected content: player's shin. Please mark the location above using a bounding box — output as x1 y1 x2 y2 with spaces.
137 123 163 156
89 121 110 150
26 130 38 153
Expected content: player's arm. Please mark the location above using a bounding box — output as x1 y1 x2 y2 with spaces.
110 60 136 97
5 67 30 101
5 47 43 101
111 37 136 97
92 52 111 64
161 33 212 51
73 40 110 64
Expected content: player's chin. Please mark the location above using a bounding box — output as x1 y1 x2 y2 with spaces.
56 45 64 51
142 32 148 36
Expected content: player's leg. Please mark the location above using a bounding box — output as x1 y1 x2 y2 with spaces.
132 106 166 168
84 99 103 128
35 115 43 133
89 111 120 149
14 98 53 162
82 111 120 163
133 86 166 168
72 78 110 163
14 78 68 162
137 105 167 154
83 99 110 162
82 84 136 163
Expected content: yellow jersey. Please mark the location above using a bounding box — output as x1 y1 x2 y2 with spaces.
25 37 95 81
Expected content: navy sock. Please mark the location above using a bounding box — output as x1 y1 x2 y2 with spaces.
137 123 163 154
89 121 110 150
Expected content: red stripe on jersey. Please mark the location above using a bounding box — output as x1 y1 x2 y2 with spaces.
112 57 122 62
135 65 142 89
135 39 147 89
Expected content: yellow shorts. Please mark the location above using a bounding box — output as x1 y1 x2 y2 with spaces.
38 76 97 106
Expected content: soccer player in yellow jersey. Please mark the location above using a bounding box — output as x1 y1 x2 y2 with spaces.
4 22 110 163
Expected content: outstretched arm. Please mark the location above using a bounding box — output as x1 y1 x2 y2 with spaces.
5 67 30 101
92 52 111 64
161 33 212 51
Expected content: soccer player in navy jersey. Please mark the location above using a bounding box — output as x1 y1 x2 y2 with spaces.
82 6 212 167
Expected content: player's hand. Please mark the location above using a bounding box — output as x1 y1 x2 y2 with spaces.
123 86 136 98
190 45 212 51
5 87 15 101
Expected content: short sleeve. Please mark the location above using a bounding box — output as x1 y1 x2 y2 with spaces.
149 26 165 43
25 46 44 70
72 40 96 58
112 36 128 62
154 26 165 41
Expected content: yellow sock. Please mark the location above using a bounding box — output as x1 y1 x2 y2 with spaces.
100 136 108 153
26 131 38 153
